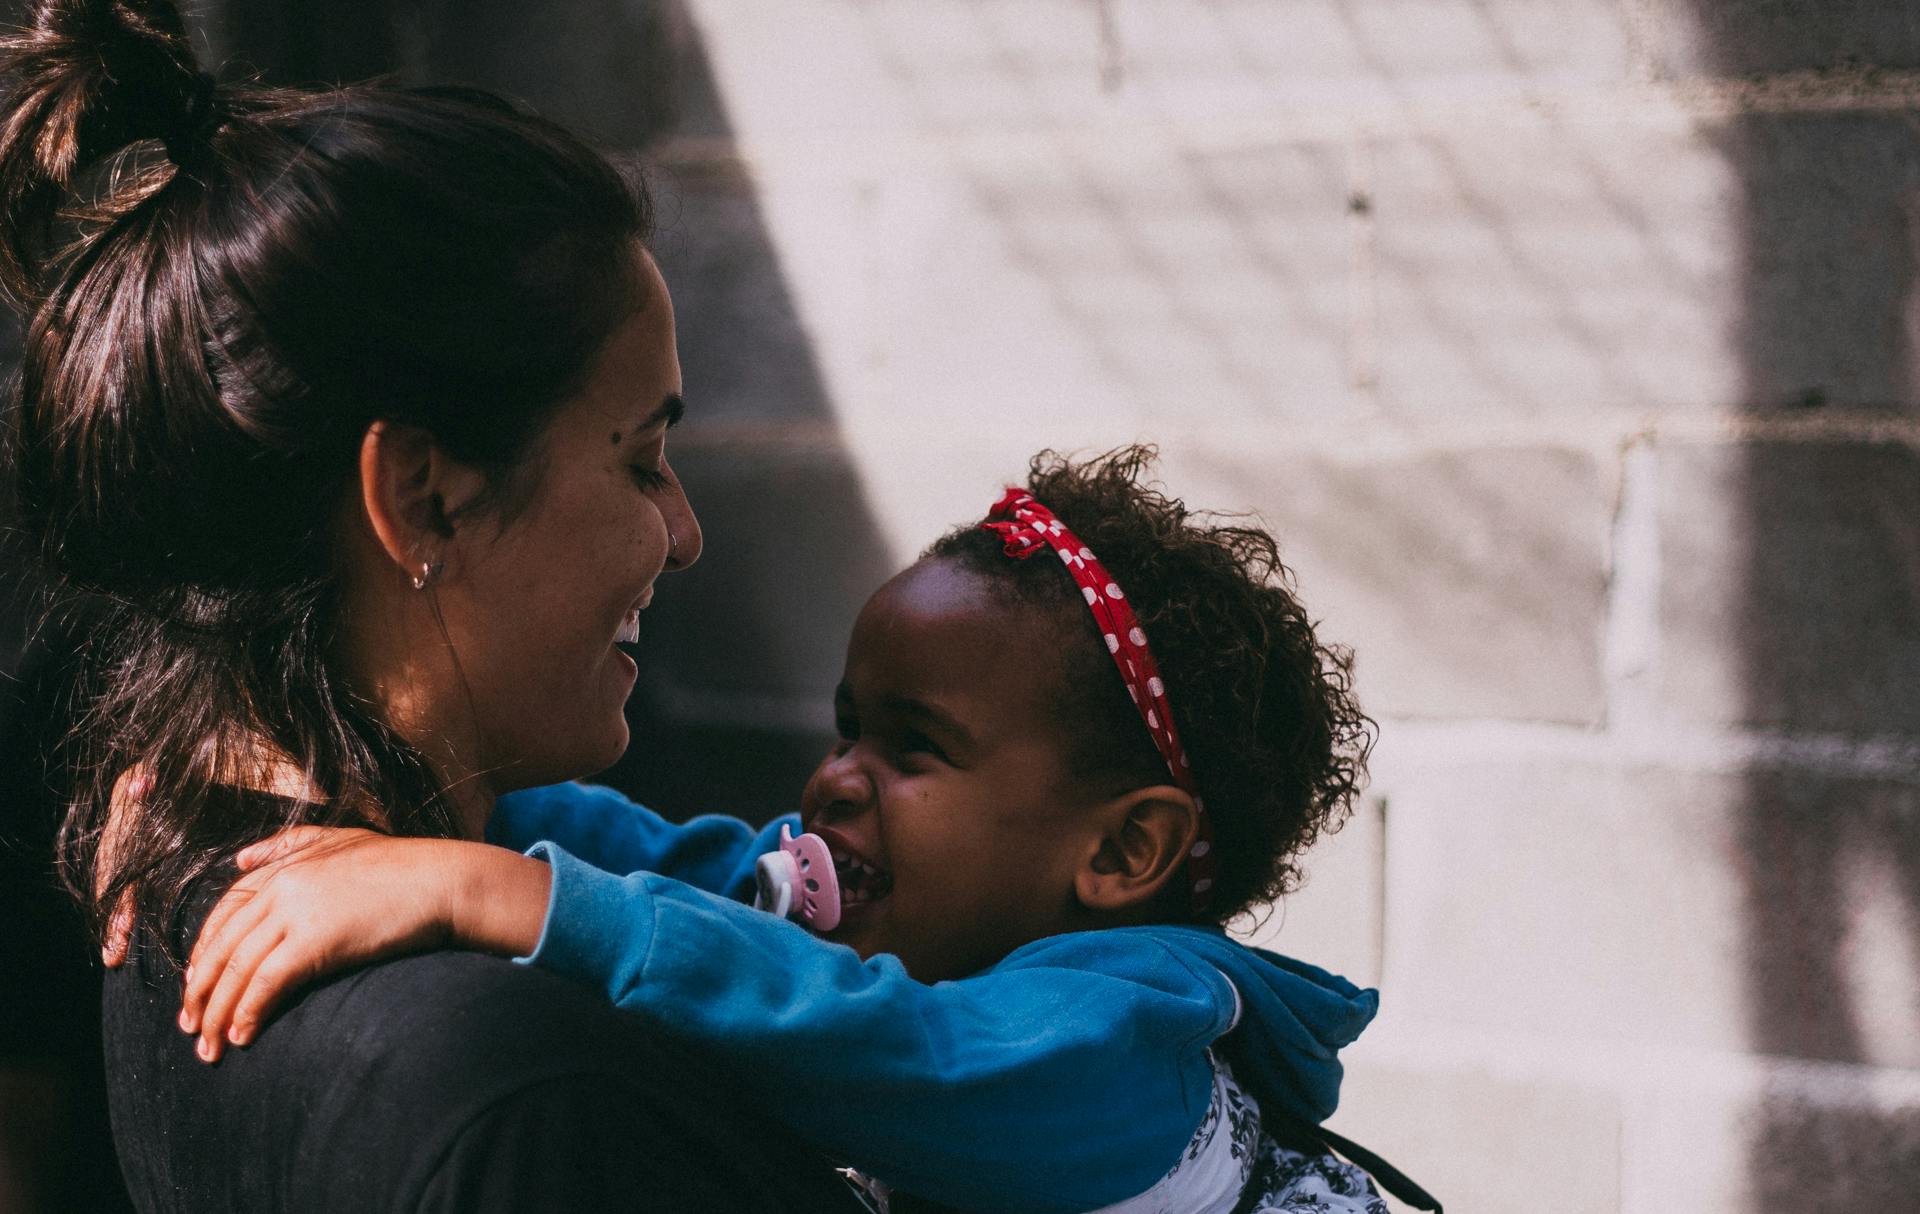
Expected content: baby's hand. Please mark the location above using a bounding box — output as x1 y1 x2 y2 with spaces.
180 826 463 1062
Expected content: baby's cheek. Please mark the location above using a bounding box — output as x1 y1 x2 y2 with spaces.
826 922 883 960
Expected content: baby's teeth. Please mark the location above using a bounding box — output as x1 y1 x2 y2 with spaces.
616 613 640 644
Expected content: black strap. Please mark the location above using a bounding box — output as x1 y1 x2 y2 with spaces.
1266 1113 1444 1213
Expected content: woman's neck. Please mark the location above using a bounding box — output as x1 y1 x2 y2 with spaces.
224 742 493 841
334 541 498 841
416 751 498 841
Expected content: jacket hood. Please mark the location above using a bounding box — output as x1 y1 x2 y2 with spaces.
1139 925 1378 1123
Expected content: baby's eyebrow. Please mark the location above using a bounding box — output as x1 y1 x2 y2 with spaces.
886 695 975 750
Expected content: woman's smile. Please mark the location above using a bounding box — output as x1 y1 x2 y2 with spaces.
616 595 649 645
430 249 699 793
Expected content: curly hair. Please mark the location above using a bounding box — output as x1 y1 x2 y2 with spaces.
927 446 1374 925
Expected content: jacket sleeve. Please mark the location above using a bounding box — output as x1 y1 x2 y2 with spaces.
488 783 794 899
521 843 1235 1214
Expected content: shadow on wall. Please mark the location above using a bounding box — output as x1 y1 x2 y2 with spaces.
205 0 892 821
1673 5 1920 1206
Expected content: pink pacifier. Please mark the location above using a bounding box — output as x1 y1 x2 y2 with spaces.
753 824 842 931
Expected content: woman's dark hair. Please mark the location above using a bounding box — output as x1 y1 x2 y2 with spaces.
0 0 653 951
928 446 1374 926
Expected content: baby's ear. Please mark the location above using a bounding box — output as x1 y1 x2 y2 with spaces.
1075 786 1200 914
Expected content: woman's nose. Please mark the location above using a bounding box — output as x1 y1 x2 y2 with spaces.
662 464 702 571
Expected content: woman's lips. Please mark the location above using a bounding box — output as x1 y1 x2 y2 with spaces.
614 588 655 645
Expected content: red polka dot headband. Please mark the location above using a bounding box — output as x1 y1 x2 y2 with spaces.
980 489 1218 912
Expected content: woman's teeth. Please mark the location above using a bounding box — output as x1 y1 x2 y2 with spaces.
831 850 893 906
616 610 640 644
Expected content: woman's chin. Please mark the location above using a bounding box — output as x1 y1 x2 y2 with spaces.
530 712 631 785
527 668 637 784
583 719 632 777
600 653 639 755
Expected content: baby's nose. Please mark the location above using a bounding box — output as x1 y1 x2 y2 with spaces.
808 800 863 831
805 756 873 823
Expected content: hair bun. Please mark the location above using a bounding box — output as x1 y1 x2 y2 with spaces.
161 68 221 164
0 0 204 299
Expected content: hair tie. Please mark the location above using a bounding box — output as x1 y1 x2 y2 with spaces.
980 488 1218 913
162 72 222 168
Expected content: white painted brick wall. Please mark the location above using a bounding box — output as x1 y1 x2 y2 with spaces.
654 3 1920 1209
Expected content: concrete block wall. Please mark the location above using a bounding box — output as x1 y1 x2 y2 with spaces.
635 3 1920 1210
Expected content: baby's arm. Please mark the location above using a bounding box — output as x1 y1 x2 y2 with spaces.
179 785 800 1058
489 782 793 898
180 827 552 1062
527 844 1234 1214
182 829 1229 1213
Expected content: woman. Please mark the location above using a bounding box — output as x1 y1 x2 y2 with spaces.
0 1 861 1208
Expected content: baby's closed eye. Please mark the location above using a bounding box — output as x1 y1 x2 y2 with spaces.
896 728 949 763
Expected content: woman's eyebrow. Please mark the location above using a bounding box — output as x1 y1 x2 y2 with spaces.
642 392 685 429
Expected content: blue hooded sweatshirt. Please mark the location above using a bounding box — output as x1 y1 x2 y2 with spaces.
492 782 1378 1214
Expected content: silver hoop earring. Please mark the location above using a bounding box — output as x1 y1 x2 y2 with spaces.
410 559 443 591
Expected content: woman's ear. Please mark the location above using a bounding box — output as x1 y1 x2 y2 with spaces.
1075 785 1201 914
357 422 488 577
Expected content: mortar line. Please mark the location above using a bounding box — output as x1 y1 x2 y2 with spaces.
1374 718 1920 783
665 410 1920 458
647 68 1920 169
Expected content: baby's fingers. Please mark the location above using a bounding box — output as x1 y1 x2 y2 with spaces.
223 944 320 1049
195 921 287 1064
181 893 273 1036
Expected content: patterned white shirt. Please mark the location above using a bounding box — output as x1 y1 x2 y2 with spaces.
842 1053 1386 1214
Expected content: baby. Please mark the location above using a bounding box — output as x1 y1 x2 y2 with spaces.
175 447 1429 1214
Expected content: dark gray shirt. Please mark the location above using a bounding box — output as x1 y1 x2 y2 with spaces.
104 873 864 1213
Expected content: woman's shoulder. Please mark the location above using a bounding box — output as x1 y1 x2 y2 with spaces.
112 848 659 1089
106 846 705 1115
107 948 864 1212
104 879 861 1213
272 946 652 1084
